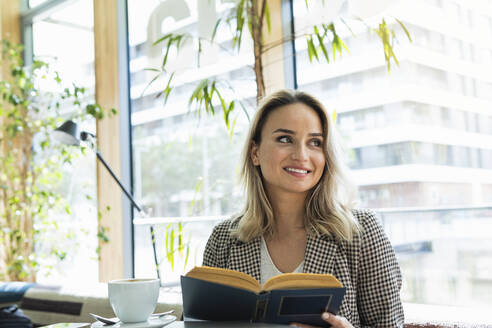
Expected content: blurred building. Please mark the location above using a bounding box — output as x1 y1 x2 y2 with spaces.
295 0 492 208
294 0 492 306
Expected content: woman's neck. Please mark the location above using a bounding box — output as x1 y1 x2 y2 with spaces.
267 191 307 237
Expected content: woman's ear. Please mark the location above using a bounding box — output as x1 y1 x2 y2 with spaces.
250 142 260 166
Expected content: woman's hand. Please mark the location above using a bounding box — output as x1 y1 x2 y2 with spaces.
290 312 354 328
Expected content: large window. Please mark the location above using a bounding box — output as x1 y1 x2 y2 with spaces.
18 0 492 314
293 0 492 307
23 0 98 284
127 0 256 281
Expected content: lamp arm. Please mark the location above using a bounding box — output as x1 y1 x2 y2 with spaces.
95 151 143 213
95 150 161 281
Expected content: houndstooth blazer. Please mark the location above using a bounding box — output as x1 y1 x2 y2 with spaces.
202 209 404 328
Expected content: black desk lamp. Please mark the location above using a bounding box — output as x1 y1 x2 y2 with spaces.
54 120 160 280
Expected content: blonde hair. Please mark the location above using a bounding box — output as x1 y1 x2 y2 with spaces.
234 89 359 243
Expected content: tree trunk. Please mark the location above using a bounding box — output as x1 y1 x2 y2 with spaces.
251 0 265 104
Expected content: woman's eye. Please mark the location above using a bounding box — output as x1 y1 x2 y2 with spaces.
310 139 322 147
277 136 291 143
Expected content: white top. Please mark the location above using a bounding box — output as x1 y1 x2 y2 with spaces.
260 236 304 287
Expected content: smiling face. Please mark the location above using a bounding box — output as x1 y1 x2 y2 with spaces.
250 102 326 200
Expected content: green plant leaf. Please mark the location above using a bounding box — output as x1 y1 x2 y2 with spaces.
211 18 222 42
306 37 318 62
197 38 202 67
314 26 329 63
169 229 175 270
152 33 173 46
141 72 162 98
395 17 412 42
184 244 190 270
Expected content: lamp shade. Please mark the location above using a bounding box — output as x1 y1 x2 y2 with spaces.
53 120 80 146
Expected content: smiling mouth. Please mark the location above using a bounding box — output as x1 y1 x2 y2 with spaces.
284 167 311 174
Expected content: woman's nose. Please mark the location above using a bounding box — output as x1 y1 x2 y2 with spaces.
292 143 308 160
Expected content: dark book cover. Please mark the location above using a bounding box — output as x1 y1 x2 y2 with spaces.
181 275 346 326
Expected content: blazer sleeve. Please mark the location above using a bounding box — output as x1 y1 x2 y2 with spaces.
202 224 220 267
202 219 235 268
357 210 404 327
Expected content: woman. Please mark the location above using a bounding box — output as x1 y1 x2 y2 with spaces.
203 89 404 327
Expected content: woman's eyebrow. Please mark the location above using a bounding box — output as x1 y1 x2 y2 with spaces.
273 128 295 134
273 128 323 137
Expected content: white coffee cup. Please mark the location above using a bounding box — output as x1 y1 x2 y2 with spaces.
108 278 160 323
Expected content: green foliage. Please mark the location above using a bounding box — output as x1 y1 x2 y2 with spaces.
150 221 192 274
0 39 109 281
147 0 411 137
306 23 349 63
188 79 245 135
374 19 400 72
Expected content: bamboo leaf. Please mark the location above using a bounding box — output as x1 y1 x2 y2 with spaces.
203 85 211 113
161 37 173 69
340 39 349 53
224 100 234 129
239 100 250 122
169 228 175 270
189 79 209 108
178 222 183 255
215 85 226 113
184 244 190 269
229 117 237 138
176 34 185 49
211 18 222 42
197 38 202 67
234 0 246 49
144 68 161 72
188 179 203 215
340 17 356 37
141 73 161 98
314 27 329 63
307 37 318 62
152 34 172 46
395 17 412 42
162 72 175 104
165 224 171 262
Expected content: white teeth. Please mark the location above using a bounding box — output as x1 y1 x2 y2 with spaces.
285 168 308 174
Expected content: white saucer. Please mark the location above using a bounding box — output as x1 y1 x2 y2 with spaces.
91 315 176 328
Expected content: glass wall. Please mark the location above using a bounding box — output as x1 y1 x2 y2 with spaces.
293 0 492 307
26 0 98 284
127 0 256 281
18 0 492 311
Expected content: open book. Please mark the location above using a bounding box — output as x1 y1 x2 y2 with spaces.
181 266 346 326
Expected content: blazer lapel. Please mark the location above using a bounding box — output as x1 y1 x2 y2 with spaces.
228 236 262 282
303 234 339 274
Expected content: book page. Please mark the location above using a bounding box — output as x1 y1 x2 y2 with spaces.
186 266 262 293
263 273 343 291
